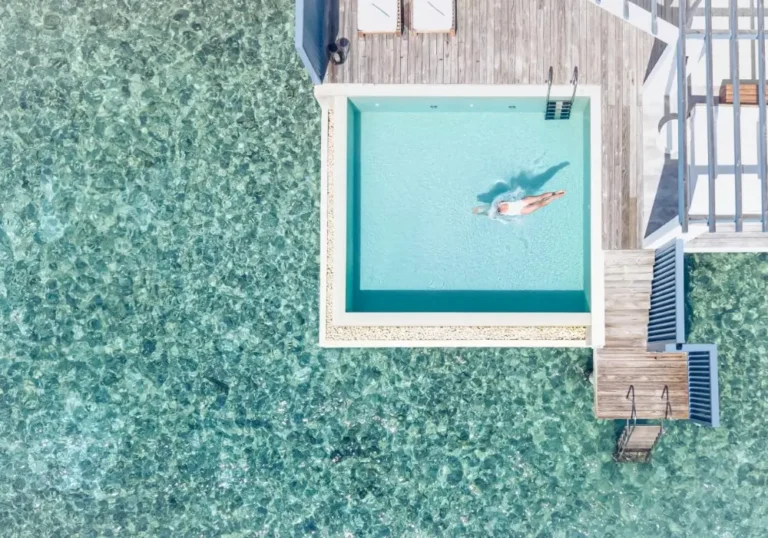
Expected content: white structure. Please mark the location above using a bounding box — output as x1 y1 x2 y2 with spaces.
635 0 768 250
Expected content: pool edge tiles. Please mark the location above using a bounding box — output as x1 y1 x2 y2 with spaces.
320 97 592 348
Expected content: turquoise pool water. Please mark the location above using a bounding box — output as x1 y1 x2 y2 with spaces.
3 1 768 536
347 97 591 313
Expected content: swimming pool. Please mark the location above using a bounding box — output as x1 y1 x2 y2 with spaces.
318 85 603 347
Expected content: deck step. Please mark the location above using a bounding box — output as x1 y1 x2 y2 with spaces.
622 425 662 451
604 269 654 280
605 299 652 311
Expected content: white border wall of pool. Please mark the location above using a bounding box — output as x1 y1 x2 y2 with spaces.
316 84 605 348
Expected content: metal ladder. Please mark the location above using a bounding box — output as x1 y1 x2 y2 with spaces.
544 66 579 121
615 385 638 461
615 385 669 463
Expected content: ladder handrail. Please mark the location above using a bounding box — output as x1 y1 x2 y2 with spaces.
568 67 579 109
545 66 553 104
616 385 637 461
661 384 672 433
626 384 637 425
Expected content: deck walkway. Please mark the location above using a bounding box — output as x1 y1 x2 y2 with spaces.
595 250 690 420
327 0 657 249
595 350 690 419
603 250 655 347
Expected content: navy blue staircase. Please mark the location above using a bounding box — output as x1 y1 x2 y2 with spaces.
646 240 721 428
648 239 685 348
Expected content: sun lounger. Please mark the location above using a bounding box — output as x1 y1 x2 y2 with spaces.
358 0 402 36
412 0 455 36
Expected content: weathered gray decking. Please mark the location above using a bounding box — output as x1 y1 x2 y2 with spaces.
326 0 658 250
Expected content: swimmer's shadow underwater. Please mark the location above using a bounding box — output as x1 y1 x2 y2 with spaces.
475 161 571 212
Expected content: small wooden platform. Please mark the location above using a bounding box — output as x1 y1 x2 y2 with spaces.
615 424 662 462
719 83 768 105
621 425 662 451
595 350 690 419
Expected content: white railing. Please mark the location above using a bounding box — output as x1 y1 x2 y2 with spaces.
592 0 679 44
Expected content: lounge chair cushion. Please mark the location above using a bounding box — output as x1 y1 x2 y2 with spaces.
412 0 454 32
358 0 400 34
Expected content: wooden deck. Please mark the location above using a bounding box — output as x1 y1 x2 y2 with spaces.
595 250 690 420
595 350 690 419
327 0 657 249
603 250 655 347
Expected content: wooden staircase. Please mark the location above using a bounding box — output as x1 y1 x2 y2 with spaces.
603 250 655 348
595 250 691 461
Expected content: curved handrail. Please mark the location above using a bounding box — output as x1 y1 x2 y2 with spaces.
661 384 672 427
626 384 637 424
568 67 579 109
545 66 553 102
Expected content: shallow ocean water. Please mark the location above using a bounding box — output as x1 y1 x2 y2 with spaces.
1 1 768 537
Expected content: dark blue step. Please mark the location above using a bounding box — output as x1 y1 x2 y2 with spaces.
544 99 573 120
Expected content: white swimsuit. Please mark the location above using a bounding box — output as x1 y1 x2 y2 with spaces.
498 199 526 216
486 188 526 222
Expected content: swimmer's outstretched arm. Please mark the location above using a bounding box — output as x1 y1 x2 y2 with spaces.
472 205 490 215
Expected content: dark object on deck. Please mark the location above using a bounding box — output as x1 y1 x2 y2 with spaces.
329 38 350 65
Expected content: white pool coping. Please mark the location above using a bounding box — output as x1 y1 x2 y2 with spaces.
316 84 604 348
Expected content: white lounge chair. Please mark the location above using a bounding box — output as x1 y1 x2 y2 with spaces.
358 0 402 37
412 0 455 36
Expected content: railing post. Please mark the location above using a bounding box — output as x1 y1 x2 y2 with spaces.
676 0 689 232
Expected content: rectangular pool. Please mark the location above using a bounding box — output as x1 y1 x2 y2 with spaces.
347 97 591 313
317 85 604 347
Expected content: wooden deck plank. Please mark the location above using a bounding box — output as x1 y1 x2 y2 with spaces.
619 20 630 249
327 0 656 251
554 0 565 81
469 0 478 83
570 0 580 78
496 0 506 83
513 0 524 83
410 31 421 84
457 0 466 83
603 10 616 250
533 0 543 84
428 33 436 84
478 0 487 83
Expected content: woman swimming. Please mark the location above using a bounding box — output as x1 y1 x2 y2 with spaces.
473 190 565 218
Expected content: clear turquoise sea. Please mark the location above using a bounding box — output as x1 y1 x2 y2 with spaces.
1 1 768 536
